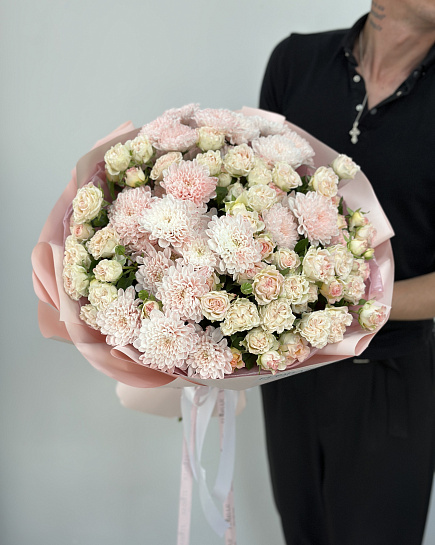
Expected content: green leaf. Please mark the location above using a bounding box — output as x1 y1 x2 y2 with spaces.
215 186 228 205
358 299 367 306
294 238 309 255
138 290 149 301
230 333 245 350
116 270 136 290
91 209 109 228
107 181 116 201
115 245 126 256
243 352 257 370
240 282 253 295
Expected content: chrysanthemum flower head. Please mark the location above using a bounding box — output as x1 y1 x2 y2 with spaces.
161 159 217 205
135 245 174 296
133 309 199 373
96 287 142 347
186 326 234 380
262 202 299 249
288 191 338 246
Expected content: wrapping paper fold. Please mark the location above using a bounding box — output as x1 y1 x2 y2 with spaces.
32 109 395 395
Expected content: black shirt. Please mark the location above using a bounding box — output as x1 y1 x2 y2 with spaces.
260 15 435 358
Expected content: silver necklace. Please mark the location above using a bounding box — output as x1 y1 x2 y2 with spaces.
349 32 368 144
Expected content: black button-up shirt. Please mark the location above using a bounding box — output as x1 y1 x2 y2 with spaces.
260 15 435 358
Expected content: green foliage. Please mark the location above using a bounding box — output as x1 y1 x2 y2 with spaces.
215 186 229 206
294 238 309 256
91 209 109 228
230 333 245 351
138 290 149 301
242 352 257 370
240 282 253 295
107 180 116 201
116 270 136 290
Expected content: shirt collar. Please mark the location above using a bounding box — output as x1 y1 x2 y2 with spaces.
341 13 435 72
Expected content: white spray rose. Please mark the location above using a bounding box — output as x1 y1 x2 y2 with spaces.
197 126 226 151
63 264 90 301
125 167 146 187
88 279 118 311
270 248 301 271
87 226 120 260
63 236 91 269
272 162 302 191
258 350 287 375
70 221 94 242
104 143 131 176
150 152 182 181
93 259 123 283
195 150 223 176
278 331 311 364
331 154 360 179
309 166 339 198
297 310 332 349
223 144 255 177
358 300 388 331
252 265 284 305
241 327 278 355
246 184 277 212
260 298 296 334
220 298 261 336
125 134 153 164
72 182 104 224
200 291 233 321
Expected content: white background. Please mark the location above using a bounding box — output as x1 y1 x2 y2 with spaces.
2 1 435 544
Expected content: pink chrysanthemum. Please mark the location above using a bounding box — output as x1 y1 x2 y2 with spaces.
96 287 142 347
194 108 260 145
187 326 234 379
262 203 299 249
139 115 176 145
249 116 287 137
288 191 339 246
139 194 207 248
279 127 315 166
154 122 198 152
161 159 217 205
206 214 262 275
135 245 174 296
108 186 155 254
162 103 200 125
251 134 313 168
133 309 199 373
156 263 211 322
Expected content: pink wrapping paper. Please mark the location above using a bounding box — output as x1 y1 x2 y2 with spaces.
32 109 395 393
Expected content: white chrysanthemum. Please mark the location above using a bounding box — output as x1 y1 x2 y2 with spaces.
139 194 207 248
135 246 175 296
262 203 299 249
180 236 218 269
288 191 338 246
251 134 312 169
133 309 199 373
96 287 142 346
247 115 286 137
279 127 315 165
156 263 211 322
206 214 262 275
186 326 234 379
194 108 259 145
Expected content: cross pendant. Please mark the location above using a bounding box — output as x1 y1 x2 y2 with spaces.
349 123 360 144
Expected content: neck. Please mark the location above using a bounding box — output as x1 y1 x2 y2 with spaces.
359 2 435 84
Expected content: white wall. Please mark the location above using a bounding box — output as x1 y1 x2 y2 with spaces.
3 1 435 544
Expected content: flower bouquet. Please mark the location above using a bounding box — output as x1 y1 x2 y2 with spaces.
32 105 394 543
32 104 393 392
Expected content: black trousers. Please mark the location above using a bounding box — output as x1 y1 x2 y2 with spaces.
261 336 435 545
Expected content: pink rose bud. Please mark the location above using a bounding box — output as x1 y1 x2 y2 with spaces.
125 167 146 187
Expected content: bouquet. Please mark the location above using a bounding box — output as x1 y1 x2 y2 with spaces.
33 105 394 391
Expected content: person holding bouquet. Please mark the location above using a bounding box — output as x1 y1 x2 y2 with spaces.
260 1 435 544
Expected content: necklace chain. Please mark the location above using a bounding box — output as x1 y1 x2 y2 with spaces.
349 31 368 144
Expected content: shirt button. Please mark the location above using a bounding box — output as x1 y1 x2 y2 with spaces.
345 51 350 57
413 70 420 78
353 74 361 83
370 108 378 115
356 104 364 111
396 90 403 96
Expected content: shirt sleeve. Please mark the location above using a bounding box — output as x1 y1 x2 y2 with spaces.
259 37 292 115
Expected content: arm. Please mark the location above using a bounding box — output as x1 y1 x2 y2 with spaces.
389 271 435 320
